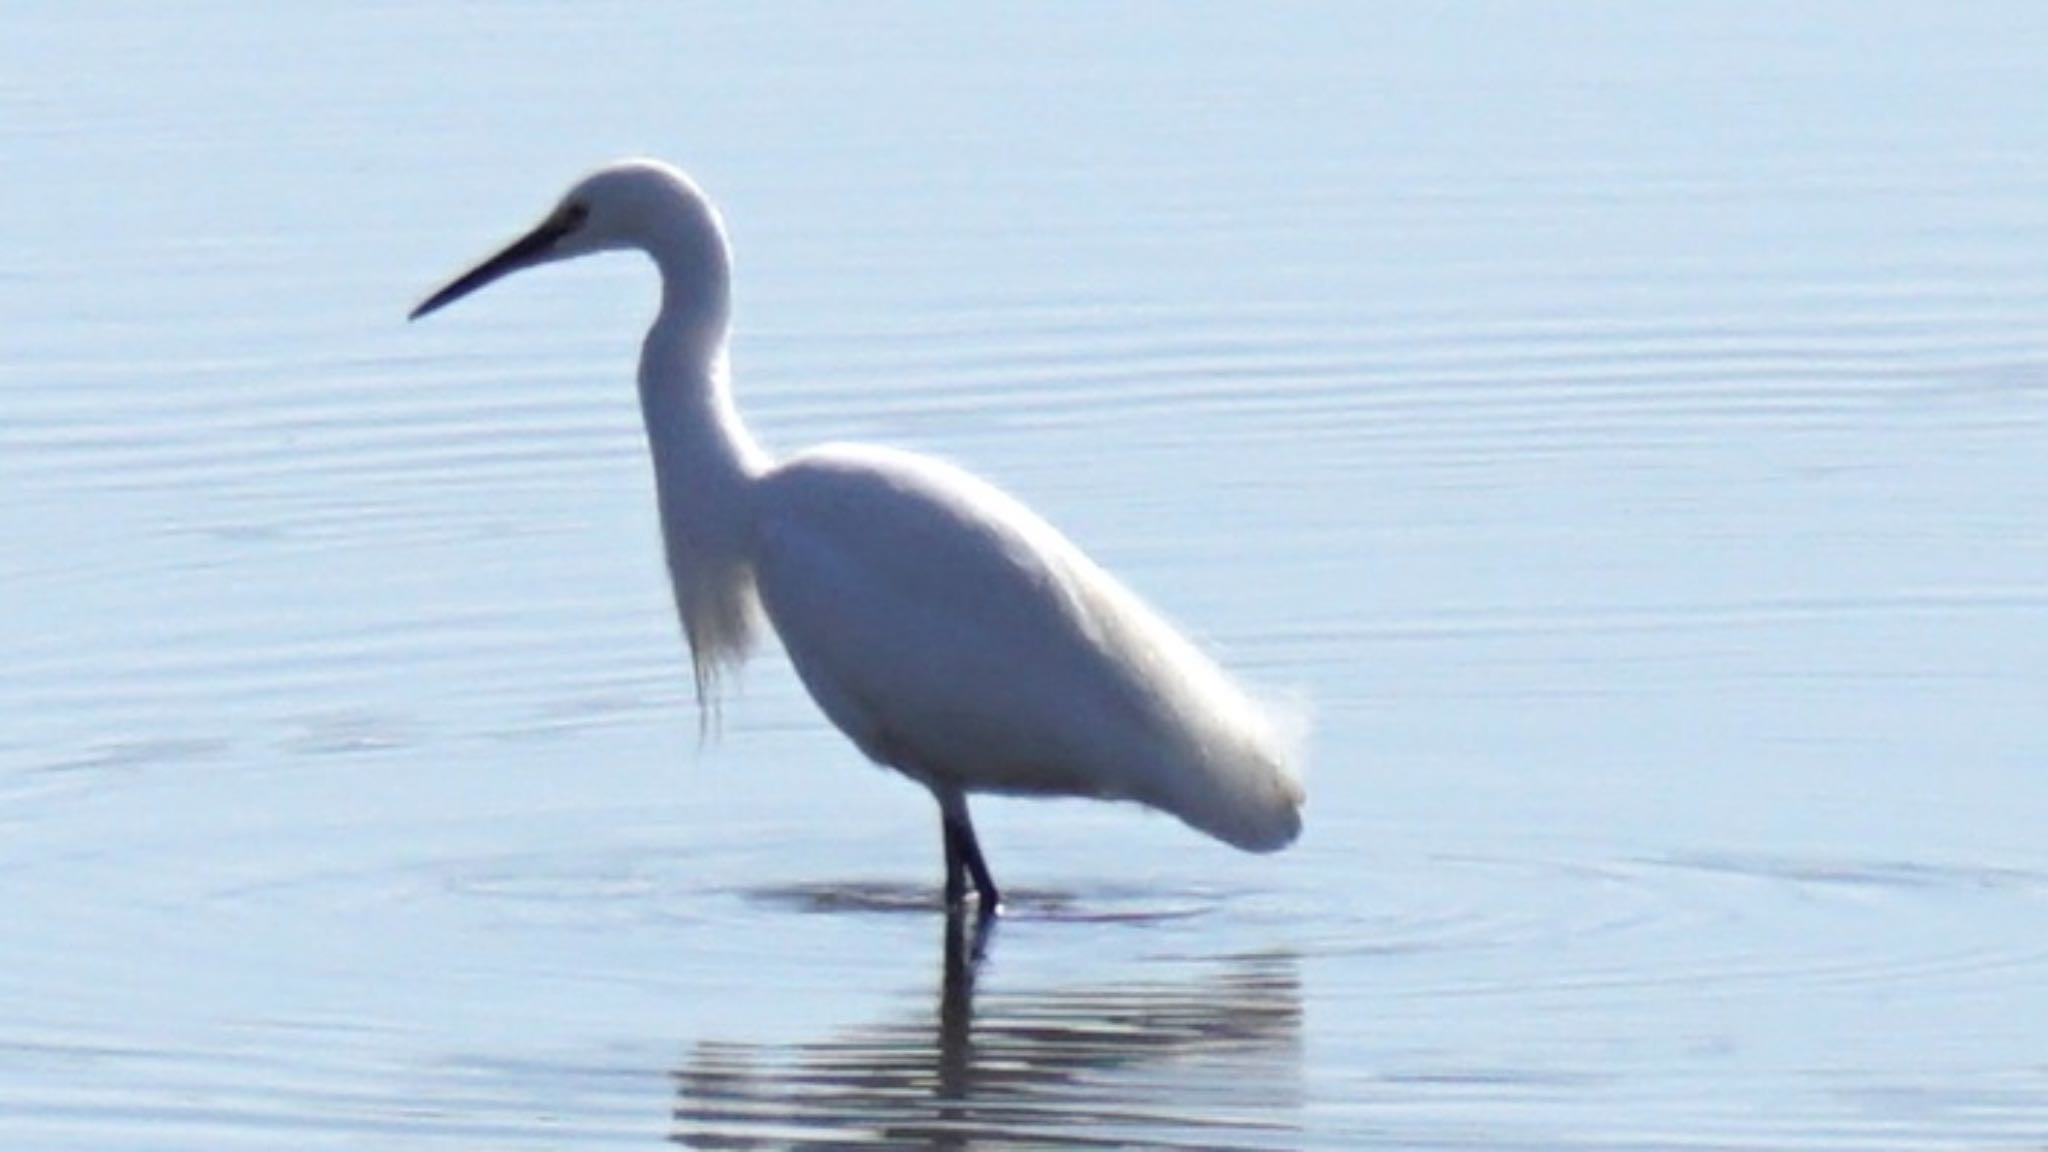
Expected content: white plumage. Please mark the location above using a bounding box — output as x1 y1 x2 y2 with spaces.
411 159 1304 911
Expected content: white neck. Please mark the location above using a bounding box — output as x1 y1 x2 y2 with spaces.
636 238 771 715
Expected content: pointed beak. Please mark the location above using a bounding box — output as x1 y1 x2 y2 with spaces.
409 214 576 321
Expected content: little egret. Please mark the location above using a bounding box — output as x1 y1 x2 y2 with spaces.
409 159 1303 912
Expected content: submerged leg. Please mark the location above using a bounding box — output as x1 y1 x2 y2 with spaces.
938 792 1001 912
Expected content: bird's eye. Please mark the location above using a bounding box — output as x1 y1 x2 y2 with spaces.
560 202 589 230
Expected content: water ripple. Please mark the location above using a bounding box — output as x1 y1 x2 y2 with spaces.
671 937 1301 1150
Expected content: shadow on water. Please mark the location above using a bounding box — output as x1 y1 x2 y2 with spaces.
745 879 1221 924
669 910 1303 1149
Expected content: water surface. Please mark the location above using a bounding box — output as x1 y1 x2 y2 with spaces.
4 4 2047 1147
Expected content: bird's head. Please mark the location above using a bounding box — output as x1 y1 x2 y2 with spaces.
409 158 730 322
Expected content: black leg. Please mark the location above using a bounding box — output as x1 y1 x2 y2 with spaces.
943 818 968 908
938 794 1001 912
957 815 1001 911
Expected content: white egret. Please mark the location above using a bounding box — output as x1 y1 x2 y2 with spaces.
410 159 1303 912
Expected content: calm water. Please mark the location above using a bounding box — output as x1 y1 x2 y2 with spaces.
5 4 2048 1148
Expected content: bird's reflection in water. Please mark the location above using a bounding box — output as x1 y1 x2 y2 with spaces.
670 910 1302 1148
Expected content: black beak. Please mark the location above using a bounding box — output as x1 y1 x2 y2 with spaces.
409 214 576 321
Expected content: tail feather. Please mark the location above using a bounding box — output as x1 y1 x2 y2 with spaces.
1072 558 1307 852
1152 697 1305 853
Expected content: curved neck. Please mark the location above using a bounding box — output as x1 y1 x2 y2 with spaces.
636 245 771 706
635 198 763 455
638 273 768 499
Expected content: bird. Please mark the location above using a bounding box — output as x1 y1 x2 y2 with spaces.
409 159 1304 913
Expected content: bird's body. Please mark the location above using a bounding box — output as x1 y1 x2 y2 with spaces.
756 443 1300 851
412 159 1304 911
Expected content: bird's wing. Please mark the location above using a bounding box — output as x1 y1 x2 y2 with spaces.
749 445 1149 799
